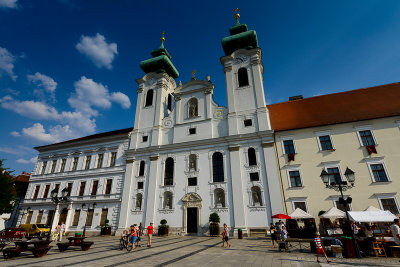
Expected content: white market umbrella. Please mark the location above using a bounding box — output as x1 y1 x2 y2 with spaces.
319 207 346 219
348 210 397 222
364 206 381 211
289 208 315 219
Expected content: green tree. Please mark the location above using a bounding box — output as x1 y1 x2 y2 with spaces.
0 159 16 214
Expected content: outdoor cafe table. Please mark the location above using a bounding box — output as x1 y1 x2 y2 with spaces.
57 237 93 252
3 240 52 259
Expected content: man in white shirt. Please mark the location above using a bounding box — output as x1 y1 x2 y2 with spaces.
60 221 66 241
391 219 400 245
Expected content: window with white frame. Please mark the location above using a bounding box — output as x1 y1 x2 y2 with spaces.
327 167 342 184
315 131 335 151
356 126 377 146
281 137 296 162
379 197 399 214
292 200 308 212
288 170 303 187
333 197 352 212
368 162 389 182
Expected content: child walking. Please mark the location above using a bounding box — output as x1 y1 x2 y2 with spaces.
315 232 331 263
221 223 231 248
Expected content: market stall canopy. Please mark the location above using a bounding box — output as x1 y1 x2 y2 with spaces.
348 210 397 222
319 207 346 218
364 206 381 211
289 208 314 219
271 213 291 219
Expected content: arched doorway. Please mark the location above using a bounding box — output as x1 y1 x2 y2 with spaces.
182 193 202 234
58 208 68 224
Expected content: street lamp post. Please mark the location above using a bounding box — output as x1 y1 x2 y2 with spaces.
81 203 96 238
48 187 70 240
320 167 361 258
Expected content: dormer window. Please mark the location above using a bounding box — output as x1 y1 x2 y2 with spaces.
145 89 153 107
188 98 198 118
238 68 249 87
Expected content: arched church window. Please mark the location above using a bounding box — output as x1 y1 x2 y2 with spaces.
238 68 249 87
164 191 173 209
187 98 198 118
212 152 224 182
214 188 225 207
138 160 145 176
189 154 196 171
136 193 143 210
164 157 174 185
248 148 257 166
145 89 153 107
167 94 172 111
251 186 262 206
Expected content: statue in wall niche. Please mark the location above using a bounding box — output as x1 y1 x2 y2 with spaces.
166 195 171 209
189 159 196 170
189 104 197 117
217 193 223 204
253 190 260 205
136 198 142 209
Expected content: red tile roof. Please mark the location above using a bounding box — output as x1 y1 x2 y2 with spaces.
34 127 133 150
15 173 30 183
267 82 400 132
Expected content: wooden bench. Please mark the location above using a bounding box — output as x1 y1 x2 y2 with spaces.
2 240 52 259
3 248 21 259
56 240 94 252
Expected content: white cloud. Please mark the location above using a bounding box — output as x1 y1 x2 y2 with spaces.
0 0 18 9
10 131 20 136
27 72 57 101
76 33 118 69
110 92 131 109
0 95 60 120
17 157 37 164
0 47 17 81
0 145 32 156
68 76 130 115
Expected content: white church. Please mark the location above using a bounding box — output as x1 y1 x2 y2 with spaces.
19 16 284 237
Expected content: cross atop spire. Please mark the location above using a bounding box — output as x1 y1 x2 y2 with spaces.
234 8 240 23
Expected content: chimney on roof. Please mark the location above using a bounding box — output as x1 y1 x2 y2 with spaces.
289 95 303 101
22 171 26 174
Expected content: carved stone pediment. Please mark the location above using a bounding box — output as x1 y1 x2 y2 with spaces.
182 192 202 203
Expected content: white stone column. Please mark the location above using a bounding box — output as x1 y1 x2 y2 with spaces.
65 203 74 232
205 90 212 120
261 142 284 215
144 155 160 226
116 159 135 234
228 145 247 236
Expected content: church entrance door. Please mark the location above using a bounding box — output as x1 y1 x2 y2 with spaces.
187 208 197 233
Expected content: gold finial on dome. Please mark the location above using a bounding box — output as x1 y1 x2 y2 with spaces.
234 8 240 22
161 31 166 43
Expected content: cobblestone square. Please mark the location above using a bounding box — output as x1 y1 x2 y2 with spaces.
1 236 400 267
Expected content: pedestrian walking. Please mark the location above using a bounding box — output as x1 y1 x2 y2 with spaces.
127 225 137 250
147 222 154 248
269 223 278 248
221 223 231 248
60 221 66 241
136 222 143 247
315 232 331 263
56 223 62 242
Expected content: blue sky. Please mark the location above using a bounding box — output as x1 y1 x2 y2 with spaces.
1 0 400 174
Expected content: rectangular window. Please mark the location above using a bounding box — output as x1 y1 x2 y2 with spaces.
244 119 252 127
319 135 333 151
78 181 86 196
142 136 148 142
32 185 40 199
380 198 399 214
46 210 54 226
189 128 196 135
36 210 43 223
41 161 47 174
54 183 60 194
137 181 144 189
71 157 79 171
85 209 94 226
60 159 66 172
72 210 80 226
359 130 375 146
43 184 50 198
50 160 57 173
97 154 103 168
188 177 197 186
370 164 388 182
105 179 112 194
25 211 33 224
283 140 295 154
67 182 73 196
91 180 98 196
110 152 117 167
293 201 307 212
100 208 108 226
249 172 260 181
327 167 341 184
84 155 91 170
289 170 302 187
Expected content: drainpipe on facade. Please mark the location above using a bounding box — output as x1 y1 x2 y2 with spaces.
273 134 288 214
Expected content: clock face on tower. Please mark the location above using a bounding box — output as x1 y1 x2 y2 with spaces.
233 54 248 64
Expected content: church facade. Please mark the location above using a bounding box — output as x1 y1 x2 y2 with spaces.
20 18 285 236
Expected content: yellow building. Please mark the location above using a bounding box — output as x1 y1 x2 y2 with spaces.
268 83 400 217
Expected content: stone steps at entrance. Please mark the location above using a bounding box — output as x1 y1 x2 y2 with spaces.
249 228 266 237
